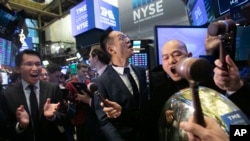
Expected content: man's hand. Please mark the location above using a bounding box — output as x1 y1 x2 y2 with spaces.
213 55 243 92
43 98 60 119
16 105 29 128
180 116 229 141
101 99 122 119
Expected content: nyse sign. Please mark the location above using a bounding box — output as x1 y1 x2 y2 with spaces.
133 0 164 24
75 4 89 32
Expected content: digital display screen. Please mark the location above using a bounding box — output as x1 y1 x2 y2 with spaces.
186 0 208 26
0 37 12 66
155 25 207 65
217 0 248 15
129 53 148 67
235 26 250 61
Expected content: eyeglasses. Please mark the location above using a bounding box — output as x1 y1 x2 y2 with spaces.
22 62 42 68
118 34 129 41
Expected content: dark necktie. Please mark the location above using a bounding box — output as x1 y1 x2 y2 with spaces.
28 85 39 128
124 67 139 104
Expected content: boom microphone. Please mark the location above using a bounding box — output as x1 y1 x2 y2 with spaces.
87 82 111 107
208 19 236 36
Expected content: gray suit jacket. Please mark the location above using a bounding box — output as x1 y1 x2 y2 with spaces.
1 81 67 141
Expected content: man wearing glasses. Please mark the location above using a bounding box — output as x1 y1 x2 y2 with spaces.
1 49 68 141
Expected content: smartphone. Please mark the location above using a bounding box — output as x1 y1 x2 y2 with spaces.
71 82 90 95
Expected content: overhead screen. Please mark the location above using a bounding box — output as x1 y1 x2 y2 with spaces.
154 25 207 65
235 26 250 61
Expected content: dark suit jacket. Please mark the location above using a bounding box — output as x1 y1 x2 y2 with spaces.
1 81 67 141
93 65 148 141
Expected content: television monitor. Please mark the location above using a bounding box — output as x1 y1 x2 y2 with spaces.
216 0 249 15
235 26 250 61
154 25 208 65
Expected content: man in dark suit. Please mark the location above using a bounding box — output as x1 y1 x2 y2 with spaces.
1 49 68 141
92 27 149 141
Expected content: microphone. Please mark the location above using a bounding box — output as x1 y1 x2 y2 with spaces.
176 57 212 82
208 19 236 36
88 82 111 107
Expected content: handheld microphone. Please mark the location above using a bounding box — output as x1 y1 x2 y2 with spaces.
88 82 111 107
208 19 236 36
176 57 211 127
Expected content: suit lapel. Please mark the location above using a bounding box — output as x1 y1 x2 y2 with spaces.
107 66 131 95
17 82 30 114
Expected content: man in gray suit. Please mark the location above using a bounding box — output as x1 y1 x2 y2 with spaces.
1 49 67 141
92 27 149 141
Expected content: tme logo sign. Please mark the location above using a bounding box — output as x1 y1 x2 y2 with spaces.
132 0 163 24
100 7 115 19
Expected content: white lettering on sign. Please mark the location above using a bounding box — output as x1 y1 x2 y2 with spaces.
230 0 239 5
234 129 247 136
133 0 163 23
194 6 202 20
227 113 242 120
76 4 87 15
76 21 88 31
100 7 115 20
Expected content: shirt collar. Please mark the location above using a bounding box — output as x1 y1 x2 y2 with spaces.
97 65 108 76
22 79 40 89
112 64 132 75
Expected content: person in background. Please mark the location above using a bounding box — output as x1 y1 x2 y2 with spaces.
1 49 68 141
179 116 229 141
92 27 149 141
46 63 65 88
65 63 92 141
88 45 110 77
9 71 21 86
40 67 50 82
45 64 75 141
86 45 111 141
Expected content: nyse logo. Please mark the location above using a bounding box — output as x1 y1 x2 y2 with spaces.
230 125 250 141
100 7 115 20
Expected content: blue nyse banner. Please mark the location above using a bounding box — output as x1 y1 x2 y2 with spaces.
70 0 120 37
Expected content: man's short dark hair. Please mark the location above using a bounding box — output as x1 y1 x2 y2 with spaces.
90 45 110 65
100 26 113 52
46 63 61 74
15 49 41 67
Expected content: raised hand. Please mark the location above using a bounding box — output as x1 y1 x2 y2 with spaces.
43 98 60 119
16 105 29 128
213 55 243 91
